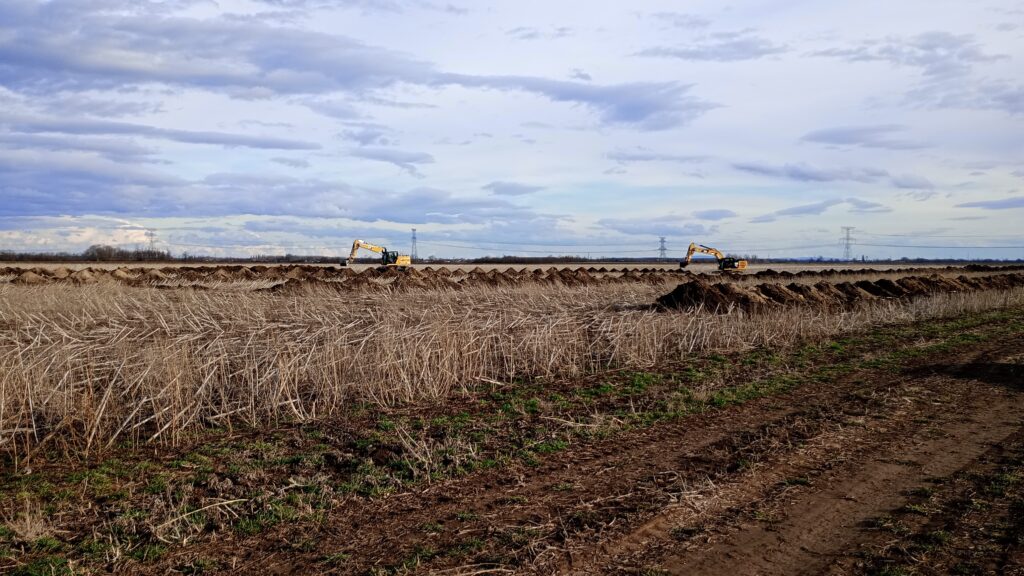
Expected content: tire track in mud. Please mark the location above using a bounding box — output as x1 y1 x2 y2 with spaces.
574 339 1024 576
229 373 863 573
212 326 1024 575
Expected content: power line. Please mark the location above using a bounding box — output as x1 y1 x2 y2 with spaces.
857 242 1024 249
417 241 659 254
420 238 652 248
860 231 1023 239
713 243 839 252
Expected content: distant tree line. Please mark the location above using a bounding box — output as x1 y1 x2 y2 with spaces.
0 245 172 262
1 245 1021 265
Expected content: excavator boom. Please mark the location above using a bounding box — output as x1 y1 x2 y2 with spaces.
680 242 747 273
343 239 411 268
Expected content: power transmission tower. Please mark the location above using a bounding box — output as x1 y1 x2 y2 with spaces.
840 226 856 261
658 236 667 260
410 228 418 261
146 229 157 252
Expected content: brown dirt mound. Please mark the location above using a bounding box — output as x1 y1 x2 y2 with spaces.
69 269 98 284
894 277 930 296
785 283 830 305
209 269 233 282
13 271 47 285
657 272 1024 313
111 269 136 282
755 283 804 305
718 282 772 309
833 282 878 303
140 269 168 283
853 279 894 298
871 278 907 298
285 267 308 280
655 278 736 312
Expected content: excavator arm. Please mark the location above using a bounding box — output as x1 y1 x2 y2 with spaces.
344 239 411 268
348 239 386 262
680 242 747 272
680 243 725 267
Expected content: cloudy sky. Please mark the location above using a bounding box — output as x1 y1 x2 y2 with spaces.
1 0 1022 260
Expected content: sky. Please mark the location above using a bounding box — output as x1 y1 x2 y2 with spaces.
0 0 1022 260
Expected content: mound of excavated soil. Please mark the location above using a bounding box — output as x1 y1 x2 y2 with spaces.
756 283 804 305
68 270 98 284
13 271 47 285
657 272 1024 313
656 278 736 312
140 269 168 283
49 267 72 280
111 269 136 282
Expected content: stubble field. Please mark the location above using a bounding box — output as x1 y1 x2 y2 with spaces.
1 262 1023 575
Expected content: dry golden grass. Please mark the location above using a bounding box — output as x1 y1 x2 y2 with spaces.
2 280 1022 462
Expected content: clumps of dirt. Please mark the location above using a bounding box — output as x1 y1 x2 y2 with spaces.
285 267 309 280
138 269 168 284
657 272 1024 313
756 283 804 305
13 271 47 285
110 269 136 283
69 269 98 284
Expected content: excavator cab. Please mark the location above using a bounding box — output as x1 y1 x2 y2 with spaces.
719 257 747 271
381 251 401 266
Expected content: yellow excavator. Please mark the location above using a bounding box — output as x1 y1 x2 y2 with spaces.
343 239 411 268
680 242 747 272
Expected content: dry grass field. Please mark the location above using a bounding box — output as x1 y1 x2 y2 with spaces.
1 264 1023 575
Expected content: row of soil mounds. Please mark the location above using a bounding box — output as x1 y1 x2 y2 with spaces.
656 272 1024 313
265 266 677 293
1 265 681 290
5 264 1024 292
748 263 1024 280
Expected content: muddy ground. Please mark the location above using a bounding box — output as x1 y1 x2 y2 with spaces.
2 302 1023 575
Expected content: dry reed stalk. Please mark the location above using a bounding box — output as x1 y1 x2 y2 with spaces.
0 281 1021 461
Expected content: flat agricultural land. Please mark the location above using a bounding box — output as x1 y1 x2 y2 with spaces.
2 264 1024 575
0 260 993 273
